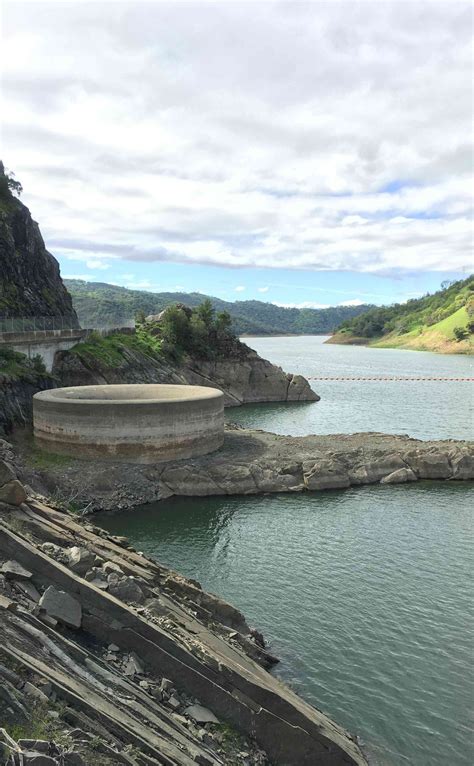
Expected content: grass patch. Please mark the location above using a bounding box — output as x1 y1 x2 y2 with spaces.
7 702 69 746
71 329 162 368
27 445 73 470
433 306 468 337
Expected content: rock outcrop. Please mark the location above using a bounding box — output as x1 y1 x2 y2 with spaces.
182 348 317 406
11 428 474 512
0 374 54 437
0 162 78 324
0 459 368 766
53 342 319 407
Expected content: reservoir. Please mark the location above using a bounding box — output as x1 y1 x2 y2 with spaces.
97 337 473 765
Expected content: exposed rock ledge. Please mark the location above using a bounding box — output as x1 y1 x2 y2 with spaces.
0 453 367 765
54 341 319 407
11 427 474 512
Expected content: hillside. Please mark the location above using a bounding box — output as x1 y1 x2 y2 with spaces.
65 279 371 335
328 277 473 354
0 163 78 326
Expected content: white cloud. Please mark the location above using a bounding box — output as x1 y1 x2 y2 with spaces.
274 302 331 310
2 2 472 275
258 286 269 293
340 299 365 307
235 285 246 292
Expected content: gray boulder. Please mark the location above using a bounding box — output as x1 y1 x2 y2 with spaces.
450 450 474 480
404 450 452 479
23 683 49 704
303 459 350 490
0 480 27 506
108 577 145 604
380 468 417 484
1 560 33 580
66 546 96 576
123 652 145 677
0 460 15 487
39 586 82 629
184 703 220 724
349 454 407 484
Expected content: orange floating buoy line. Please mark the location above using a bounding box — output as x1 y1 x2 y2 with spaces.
305 377 474 382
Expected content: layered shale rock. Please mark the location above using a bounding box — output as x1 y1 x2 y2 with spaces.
0 465 368 766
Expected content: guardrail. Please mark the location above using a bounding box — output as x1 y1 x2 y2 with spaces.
0 317 134 334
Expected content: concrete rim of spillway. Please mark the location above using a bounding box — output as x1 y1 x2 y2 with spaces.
33 384 224 405
33 384 225 463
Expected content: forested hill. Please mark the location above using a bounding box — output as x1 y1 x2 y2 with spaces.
65 280 371 335
329 276 473 354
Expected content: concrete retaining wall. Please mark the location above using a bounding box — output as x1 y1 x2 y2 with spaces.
33 384 224 463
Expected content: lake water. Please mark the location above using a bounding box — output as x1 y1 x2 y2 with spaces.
230 335 473 440
97 337 474 766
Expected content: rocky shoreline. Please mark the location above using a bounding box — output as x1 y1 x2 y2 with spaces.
10 425 474 513
0 445 368 766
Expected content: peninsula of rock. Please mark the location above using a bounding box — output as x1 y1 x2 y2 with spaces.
11 426 474 512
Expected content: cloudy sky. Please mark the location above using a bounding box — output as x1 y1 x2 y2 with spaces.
1 0 472 308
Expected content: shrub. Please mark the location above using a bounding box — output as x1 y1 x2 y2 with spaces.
31 354 47 373
453 326 468 341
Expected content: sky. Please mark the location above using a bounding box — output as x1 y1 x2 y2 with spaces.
1 0 472 309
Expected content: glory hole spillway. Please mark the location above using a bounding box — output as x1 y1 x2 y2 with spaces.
33 383 225 462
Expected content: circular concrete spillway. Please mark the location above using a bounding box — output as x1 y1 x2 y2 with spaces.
33 384 224 463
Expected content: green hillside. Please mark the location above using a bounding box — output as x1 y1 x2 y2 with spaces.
65 280 371 336
329 277 473 354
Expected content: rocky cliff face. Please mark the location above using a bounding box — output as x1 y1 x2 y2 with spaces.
0 370 55 437
0 162 78 323
53 340 319 406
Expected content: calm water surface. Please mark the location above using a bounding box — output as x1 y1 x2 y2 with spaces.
97 338 473 766
230 335 473 440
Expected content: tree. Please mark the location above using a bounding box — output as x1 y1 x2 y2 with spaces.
135 309 146 326
196 298 215 328
215 311 232 335
0 165 23 198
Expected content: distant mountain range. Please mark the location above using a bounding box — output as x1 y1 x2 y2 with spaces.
65 280 372 336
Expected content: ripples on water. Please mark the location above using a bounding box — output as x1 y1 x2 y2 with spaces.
97 337 473 766
98 485 474 766
229 335 473 440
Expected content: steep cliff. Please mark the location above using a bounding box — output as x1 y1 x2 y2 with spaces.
0 162 78 323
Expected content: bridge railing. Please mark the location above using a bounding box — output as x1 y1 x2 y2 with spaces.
0 316 80 333
0 316 135 334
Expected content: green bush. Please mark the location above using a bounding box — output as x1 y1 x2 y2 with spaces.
453 326 468 341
